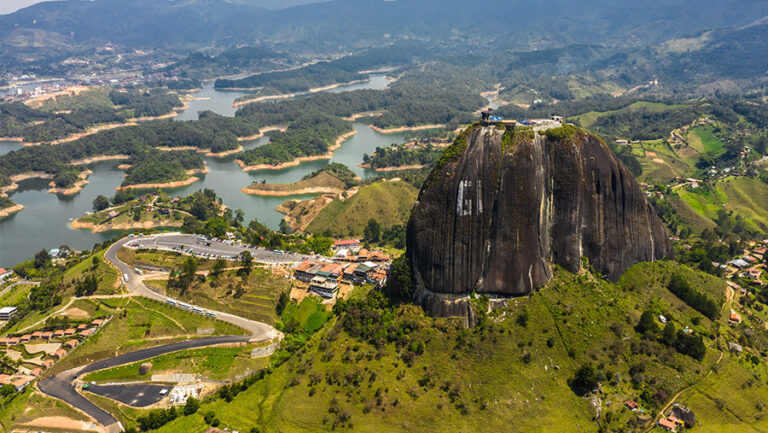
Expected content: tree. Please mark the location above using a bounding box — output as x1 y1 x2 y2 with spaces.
173 257 198 295
92 195 110 212
661 322 677 346
75 274 99 297
364 218 381 243
305 235 332 255
33 249 51 269
279 218 291 234
91 255 101 269
212 259 227 278
382 255 414 302
238 251 253 276
635 310 659 335
569 363 598 396
183 397 200 415
276 291 289 316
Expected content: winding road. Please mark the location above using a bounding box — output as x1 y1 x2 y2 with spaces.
37 234 286 432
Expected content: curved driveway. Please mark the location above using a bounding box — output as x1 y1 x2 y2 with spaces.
39 335 251 430
105 233 284 339
38 233 289 432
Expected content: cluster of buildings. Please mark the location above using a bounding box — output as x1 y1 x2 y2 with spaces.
727 240 767 286
291 239 391 300
0 318 107 391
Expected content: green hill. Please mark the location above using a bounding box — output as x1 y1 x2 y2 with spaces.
672 176 768 235
305 180 418 236
144 260 768 433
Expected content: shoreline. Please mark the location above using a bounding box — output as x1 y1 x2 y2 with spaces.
229 79 369 108
0 204 24 218
357 163 425 171
70 154 130 165
342 111 385 121
237 125 287 141
240 185 344 197
205 145 243 157
235 129 357 171
70 218 183 233
47 169 92 195
20 104 188 147
116 166 208 191
117 176 201 191
369 123 446 134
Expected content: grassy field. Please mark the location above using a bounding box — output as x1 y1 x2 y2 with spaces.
34 87 114 112
48 296 246 374
0 283 34 306
82 345 269 383
686 125 725 155
117 248 220 272
572 101 684 129
0 387 93 430
144 261 755 433
145 267 289 325
306 181 418 236
673 359 768 432
673 177 768 234
62 249 121 295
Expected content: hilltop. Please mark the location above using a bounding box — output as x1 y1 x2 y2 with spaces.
408 123 670 316
142 260 768 433
242 163 359 197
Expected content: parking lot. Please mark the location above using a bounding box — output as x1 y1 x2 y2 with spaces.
85 383 170 407
126 233 310 264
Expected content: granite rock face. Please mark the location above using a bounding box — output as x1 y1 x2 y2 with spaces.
407 124 671 315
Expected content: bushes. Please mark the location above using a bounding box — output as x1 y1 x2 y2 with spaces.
568 363 598 396
667 274 719 320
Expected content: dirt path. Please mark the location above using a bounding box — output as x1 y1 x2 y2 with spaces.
645 351 725 432
18 415 105 433
17 297 76 333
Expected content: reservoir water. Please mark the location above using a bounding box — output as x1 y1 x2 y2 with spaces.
0 75 403 267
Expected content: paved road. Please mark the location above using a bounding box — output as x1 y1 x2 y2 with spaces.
38 335 251 430
36 233 289 431
105 233 283 339
125 232 309 264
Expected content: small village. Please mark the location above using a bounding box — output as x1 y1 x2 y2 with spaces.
0 314 108 392
289 239 390 303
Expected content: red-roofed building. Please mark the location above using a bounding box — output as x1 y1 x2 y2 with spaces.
41 331 53 339
20 334 31 343
29 368 42 377
53 330 65 338
730 311 743 324
31 331 42 339
332 239 360 251
7 337 20 345
64 328 76 336
77 324 88 330
657 417 676 431
625 400 639 410
65 339 78 348
12 376 32 391
91 319 105 327
53 349 67 359
0 374 10 385
79 329 94 337
0 268 12 282
42 359 55 368
0 337 8 345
